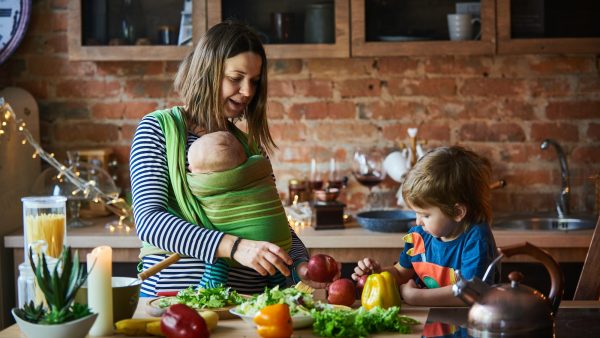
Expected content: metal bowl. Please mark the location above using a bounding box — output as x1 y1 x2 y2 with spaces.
355 210 416 233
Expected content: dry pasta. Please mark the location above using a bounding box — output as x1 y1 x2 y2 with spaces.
25 213 65 258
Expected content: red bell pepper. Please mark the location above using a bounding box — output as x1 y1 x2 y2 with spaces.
161 303 209 338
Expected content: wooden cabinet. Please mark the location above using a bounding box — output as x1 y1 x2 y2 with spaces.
206 0 350 59
68 0 205 61
496 0 600 54
351 0 496 56
67 0 600 61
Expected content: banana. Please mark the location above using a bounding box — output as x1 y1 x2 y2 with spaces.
114 318 161 336
199 310 219 331
146 320 164 336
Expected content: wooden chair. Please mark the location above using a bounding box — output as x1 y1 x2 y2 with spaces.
574 215 600 300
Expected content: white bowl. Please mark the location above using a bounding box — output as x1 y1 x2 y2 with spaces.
12 309 98 338
229 307 313 329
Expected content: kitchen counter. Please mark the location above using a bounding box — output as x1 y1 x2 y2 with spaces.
3 217 593 266
1 300 598 337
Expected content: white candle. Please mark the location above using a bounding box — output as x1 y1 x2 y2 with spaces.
87 246 113 336
310 158 316 180
329 158 336 180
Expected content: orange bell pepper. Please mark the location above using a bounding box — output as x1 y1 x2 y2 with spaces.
253 303 293 338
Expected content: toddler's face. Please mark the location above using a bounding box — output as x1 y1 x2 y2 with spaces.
409 204 462 240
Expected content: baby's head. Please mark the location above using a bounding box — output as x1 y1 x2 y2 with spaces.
188 131 247 173
402 146 492 233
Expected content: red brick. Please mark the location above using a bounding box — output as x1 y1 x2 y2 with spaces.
28 7 52 33
124 80 174 98
382 123 449 143
288 102 355 120
96 62 165 76
269 122 308 143
91 102 159 119
377 57 420 76
293 80 333 98
305 58 375 77
387 78 456 96
494 143 547 164
52 12 67 32
337 79 381 98
44 34 69 53
529 78 572 97
56 80 120 98
460 78 528 97
500 100 537 120
268 80 294 97
112 146 132 165
28 56 96 77
504 169 553 186
571 145 600 165
266 101 285 119
310 122 380 143
459 122 526 142
528 55 595 75
120 124 138 142
14 80 48 99
579 77 600 95
530 122 579 142
423 56 492 76
417 124 451 142
53 122 119 143
359 101 426 120
268 59 303 76
587 123 600 142
510 193 555 213
546 101 600 119
166 61 181 73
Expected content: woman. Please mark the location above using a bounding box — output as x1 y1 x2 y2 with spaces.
130 21 313 296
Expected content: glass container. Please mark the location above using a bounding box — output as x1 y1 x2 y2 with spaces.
21 196 67 262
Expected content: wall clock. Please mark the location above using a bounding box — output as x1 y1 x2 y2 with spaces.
0 0 32 65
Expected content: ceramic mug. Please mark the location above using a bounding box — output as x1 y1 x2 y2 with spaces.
447 14 480 41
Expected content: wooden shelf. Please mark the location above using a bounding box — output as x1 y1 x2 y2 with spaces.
496 0 600 55
68 0 205 61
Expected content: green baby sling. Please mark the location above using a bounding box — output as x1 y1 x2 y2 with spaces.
148 107 291 287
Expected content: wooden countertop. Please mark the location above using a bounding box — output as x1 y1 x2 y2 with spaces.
1 300 598 337
4 217 593 263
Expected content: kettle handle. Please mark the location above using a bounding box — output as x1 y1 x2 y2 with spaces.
498 242 564 314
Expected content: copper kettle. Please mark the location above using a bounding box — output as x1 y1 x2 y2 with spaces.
453 242 564 337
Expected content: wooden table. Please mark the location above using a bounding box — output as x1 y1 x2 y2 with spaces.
1 300 598 337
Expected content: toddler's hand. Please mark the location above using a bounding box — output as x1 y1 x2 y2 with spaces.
351 258 381 281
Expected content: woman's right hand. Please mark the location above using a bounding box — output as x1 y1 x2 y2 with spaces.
351 257 381 281
227 236 293 277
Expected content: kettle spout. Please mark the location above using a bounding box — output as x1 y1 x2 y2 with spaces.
452 270 491 306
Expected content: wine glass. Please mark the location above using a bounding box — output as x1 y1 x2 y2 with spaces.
352 148 386 210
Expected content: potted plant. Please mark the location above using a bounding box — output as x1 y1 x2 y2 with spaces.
11 246 98 338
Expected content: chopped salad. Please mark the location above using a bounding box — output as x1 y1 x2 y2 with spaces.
236 286 317 317
157 285 245 309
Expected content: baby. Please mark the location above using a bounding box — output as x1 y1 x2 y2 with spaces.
187 131 292 289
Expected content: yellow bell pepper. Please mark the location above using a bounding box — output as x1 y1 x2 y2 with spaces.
360 271 402 310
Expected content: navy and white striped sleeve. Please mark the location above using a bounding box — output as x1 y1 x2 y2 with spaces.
130 115 224 263
289 227 309 264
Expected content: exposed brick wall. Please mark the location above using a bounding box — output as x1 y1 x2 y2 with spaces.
1 1 599 215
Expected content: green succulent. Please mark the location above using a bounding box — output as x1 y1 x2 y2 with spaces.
15 245 93 324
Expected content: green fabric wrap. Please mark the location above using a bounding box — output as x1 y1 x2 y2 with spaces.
187 155 292 253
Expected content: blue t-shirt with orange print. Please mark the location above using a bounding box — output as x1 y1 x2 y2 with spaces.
399 223 497 288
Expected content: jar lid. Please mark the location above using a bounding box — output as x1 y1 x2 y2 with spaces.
21 196 67 207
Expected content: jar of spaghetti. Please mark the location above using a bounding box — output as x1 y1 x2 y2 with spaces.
21 196 67 262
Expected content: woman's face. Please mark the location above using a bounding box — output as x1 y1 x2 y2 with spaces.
221 51 263 119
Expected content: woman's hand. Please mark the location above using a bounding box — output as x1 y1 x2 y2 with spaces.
295 261 341 290
351 257 381 281
231 238 293 277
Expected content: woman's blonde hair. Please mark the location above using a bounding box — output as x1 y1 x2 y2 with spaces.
174 21 275 154
402 146 492 225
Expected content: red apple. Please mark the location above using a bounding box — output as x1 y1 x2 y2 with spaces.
356 274 369 295
307 254 339 283
327 278 356 307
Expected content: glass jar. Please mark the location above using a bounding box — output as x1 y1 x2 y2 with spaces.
22 196 67 262
288 179 308 205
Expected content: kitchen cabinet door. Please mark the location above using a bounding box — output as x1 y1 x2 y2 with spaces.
207 0 350 59
497 0 600 54
351 0 496 56
68 0 205 61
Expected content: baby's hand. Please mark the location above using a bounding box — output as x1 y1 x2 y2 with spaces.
351 258 381 281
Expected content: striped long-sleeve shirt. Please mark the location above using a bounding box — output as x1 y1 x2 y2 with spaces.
130 113 309 296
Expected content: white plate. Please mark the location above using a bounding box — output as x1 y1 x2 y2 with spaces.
229 307 314 329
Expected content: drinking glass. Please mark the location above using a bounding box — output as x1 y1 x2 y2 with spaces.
352 148 386 210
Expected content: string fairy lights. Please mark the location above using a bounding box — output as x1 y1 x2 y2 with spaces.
0 97 134 230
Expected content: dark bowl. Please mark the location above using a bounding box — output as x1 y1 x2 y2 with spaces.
355 210 416 233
